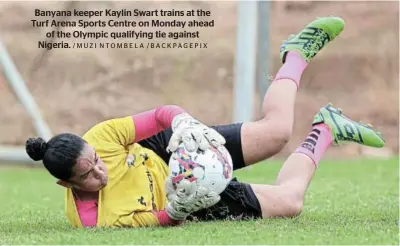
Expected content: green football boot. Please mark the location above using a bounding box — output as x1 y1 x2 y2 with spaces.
280 16 345 63
312 104 385 148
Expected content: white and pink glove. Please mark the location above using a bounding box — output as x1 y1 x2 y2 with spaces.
166 113 226 153
165 178 220 221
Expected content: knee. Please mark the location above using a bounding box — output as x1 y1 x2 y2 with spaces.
263 196 303 219
281 198 303 217
265 121 293 152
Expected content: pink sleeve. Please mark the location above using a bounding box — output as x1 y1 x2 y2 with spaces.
132 105 186 142
75 199 98 228
154 210 183 227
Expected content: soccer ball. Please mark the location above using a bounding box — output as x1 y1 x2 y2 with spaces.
168 143 233 195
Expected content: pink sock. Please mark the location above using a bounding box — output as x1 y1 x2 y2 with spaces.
273 51 307 90
295 123 333 167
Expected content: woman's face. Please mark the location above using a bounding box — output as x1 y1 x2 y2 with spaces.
67 144 108 192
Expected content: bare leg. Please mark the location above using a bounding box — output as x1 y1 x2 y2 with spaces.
251 123 333 218
251 154 316 218
241 53 306 165
246 96 385 218
239 16 345 166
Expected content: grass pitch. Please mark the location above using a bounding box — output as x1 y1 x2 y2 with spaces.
0 158 398 245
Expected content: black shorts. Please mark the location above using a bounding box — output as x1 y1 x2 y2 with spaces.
138 123 262 221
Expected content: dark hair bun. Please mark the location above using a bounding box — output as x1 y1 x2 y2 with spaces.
25 137 48 161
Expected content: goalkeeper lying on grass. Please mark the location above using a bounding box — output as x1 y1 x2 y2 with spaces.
26 16 385 228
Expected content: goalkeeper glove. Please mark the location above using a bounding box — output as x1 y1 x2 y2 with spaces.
167 113 226 153
165 178 220 221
